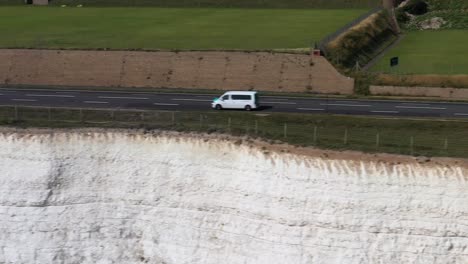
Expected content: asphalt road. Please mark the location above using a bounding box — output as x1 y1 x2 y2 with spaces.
1 87 468 118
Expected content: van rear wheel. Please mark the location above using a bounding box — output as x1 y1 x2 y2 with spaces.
215 104 222 110
245 105 252 111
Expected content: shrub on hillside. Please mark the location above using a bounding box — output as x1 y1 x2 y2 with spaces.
325 11 398 69
396 9 410 23
403 0 429 15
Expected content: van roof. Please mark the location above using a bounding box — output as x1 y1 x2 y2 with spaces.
223 91 257 95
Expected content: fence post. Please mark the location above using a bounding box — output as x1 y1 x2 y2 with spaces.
444 138 448 151
376 132 380 149
410 136 414 156
344 128 348 145
284 123 287 139
14 105 18 121
313 126 318 145
254 120 258 135
110 110 114 121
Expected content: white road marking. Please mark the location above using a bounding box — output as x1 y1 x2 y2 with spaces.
26 94 75 98
262 98 289 101
454 113 468 116
297 108 325 111
400 103 430 106
335 101 363 104
154 103 179 106
98 96 149 100
320 103 371 107
371 110 399 114
0 93 3 96
263 101 297 105
172 99 213 102
84 101 109 104
12 99 37 102
395 106 446 110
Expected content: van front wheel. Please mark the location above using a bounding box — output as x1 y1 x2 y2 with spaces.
245 105 252 111
215 104 222 110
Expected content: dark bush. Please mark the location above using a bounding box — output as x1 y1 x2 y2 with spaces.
396 9 410 23
403 0 428 15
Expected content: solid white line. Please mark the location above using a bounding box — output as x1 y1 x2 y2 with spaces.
454 113 468 116
26 94 75 98
12 99 37 102
154 103 179 106
84 101 109 104
297 108 325 111
98 96 149 100
263 101 297 105
320 103 371 107
371 110 399 114
262 98 289 101
400 103 430 106
172 99 212 102
396 106 446 110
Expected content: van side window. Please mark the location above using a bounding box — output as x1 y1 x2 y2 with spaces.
232 95 252 100
222 95 230 100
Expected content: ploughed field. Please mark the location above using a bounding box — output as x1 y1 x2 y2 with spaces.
0 7 368 50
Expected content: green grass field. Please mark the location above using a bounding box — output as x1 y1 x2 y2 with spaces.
0 6 367 50
371 30 468 75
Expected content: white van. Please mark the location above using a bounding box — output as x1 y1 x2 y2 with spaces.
212 91 259 111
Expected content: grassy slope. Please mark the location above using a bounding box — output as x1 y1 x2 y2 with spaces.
2 105 468 158
0 6 367 50
371 30 468 75
47 0 380 8
371 0 468 75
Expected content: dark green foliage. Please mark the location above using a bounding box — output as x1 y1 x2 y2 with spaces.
403 0 428 15
425 0 468 10
325 11 398 69
396 9 410 23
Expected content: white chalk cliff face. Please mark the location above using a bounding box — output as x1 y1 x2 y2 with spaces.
0 131 467 264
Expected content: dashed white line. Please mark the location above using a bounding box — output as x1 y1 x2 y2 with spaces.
172 99 213 102
320 103 371 107
0 93 3 96
12 99 37 102
98 96 149 100
26 94 75 98
297 108 325 111
371 110 399 114
396 106 446 110
154 103 179 106
263 101 297 105
84 101 109 104
454 113 468 116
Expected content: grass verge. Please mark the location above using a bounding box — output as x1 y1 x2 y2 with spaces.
1 105 467 158
371 30 468 75
47 0 380 9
